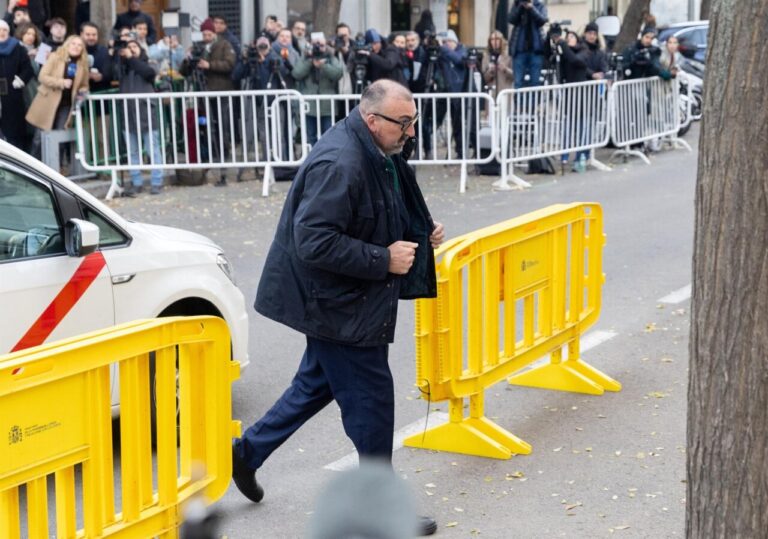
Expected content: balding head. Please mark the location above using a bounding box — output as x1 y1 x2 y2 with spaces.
359 80 413 115
359 80 417 155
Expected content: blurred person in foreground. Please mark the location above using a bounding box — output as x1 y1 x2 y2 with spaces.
231 79 443 537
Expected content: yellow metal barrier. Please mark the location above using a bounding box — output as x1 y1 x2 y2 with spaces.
0 317 241 538
404 203 620 459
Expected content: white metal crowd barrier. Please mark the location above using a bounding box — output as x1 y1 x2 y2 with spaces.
74 79 692 199
297 92 496 193
494 80 611 190
608 76 691 164
74 89 307 199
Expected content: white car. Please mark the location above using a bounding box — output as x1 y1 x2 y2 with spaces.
0 140 249 415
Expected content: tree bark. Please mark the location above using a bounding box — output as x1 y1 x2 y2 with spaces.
687 0 768 537
90 0 114 46
700 0 712 20
312 0 343 41
613 0 651 52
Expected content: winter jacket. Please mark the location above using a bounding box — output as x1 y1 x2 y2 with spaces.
367 43 408 87
438 44 467 92
26 51 89 131
481 49 514 96
117 53 158 133
180 38 236 91
0 38 33 148
622 41 662 80
254 106 437 346
508 0 548 56
86 43 113 93
271 41 300 89
291 53 343 117
584 41 609 79
560 41 589 83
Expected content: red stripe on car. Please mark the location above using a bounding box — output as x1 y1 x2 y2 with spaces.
11 251 107 352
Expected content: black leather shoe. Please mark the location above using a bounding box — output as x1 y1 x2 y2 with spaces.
417 515 437 536
231 442 264 503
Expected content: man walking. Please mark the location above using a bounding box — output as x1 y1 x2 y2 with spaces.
232 79 444 537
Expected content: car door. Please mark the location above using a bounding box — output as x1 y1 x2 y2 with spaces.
0 161 114 354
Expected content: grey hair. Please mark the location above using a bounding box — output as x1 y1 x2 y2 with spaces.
359 80 413 114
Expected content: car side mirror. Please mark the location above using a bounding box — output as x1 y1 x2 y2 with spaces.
65 219 100 257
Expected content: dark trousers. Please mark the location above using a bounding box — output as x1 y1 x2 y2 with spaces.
236 336 395 469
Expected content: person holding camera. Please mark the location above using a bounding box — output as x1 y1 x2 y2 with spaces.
332 23 353 94
232 36 284 166
115 37 164 194
508 0 548 89
437 30 469 158
622 29 662 80
357 28 407 88
292 34 343 145
271 28 299 88
482 30 513 99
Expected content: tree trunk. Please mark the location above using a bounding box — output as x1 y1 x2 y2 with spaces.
613 0 651 52
699 0 712 20
90 0 114 46
312 0 343 40
687 0 768 537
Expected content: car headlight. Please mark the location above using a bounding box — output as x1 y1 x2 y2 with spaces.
217 253 236 285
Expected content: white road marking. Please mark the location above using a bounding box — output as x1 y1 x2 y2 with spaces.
658 284 692 304
323 330 620 471
324 412 449 472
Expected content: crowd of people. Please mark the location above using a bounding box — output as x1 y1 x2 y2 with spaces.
0 0 685 191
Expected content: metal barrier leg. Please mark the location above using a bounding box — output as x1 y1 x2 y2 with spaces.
460 162 468 193
588 149 612 171
610 146 651 165
403 395 532 459
106 170 123 200
261 164 274 197
508 346 621 395
492 162 531 190
664 135 692 152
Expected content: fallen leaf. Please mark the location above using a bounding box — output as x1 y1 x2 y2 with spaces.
445 522 459 528
565 502 582 511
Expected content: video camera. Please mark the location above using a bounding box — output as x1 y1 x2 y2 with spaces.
547 20 571 42
112 29 137 52
189 41 206 67
465 47 481 70
309 42 327 59
332 35 348 51
423 31 440 63
351 34 371 54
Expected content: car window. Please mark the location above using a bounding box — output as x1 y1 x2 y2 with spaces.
0 167 65 262
693 28 708 46
82 206 128 247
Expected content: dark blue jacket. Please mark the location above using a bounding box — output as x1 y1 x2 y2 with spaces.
86 43 113 93
438 44 467 92
508 0 548 56
254 107 437 346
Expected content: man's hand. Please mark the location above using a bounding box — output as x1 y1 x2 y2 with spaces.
198 59 210 70
312 58 326 68
89 70 103 82
388 241 418 274
120 47 133 59
7 0 17 13
592 72 605 80
430 221 445 248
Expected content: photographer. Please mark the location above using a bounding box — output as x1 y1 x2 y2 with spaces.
180 18 235 91
291 34 343 145
332 23 353 94
271 28 299 88
357 28 407 87
583 22 608 81
233 36 283 164
481 30 513 99
438 30 469 158
508 0 548 89
116 38 164 194
622 29 662 80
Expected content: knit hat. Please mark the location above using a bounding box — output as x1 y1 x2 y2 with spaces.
585 21 599 34
443 29 459 43
364 28 381 44
200 18 215 33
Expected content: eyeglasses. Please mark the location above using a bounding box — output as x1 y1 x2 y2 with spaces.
371 112 419 132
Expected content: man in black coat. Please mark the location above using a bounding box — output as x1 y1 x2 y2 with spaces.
80 22 112 93
231 79 444 537
583 21 608 80
113 0 156 45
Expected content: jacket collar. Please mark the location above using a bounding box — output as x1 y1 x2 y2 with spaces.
347 106 388 166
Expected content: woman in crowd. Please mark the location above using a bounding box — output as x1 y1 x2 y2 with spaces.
481 30 513 99
14 22 41 150
26 35 89 156
0 20 33 149
660 35 681 79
